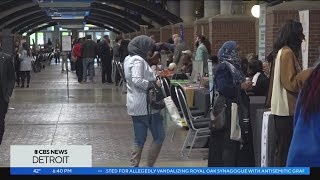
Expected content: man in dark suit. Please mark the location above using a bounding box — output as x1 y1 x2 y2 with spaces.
0 51 15 144
99 36 113 83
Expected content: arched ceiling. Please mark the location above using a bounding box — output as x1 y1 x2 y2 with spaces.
0 0 290 35
0 0 52 34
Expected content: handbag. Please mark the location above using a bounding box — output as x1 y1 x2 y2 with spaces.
210 91 227 130
146 81 165 110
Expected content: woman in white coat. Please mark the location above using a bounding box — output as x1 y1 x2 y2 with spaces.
19 42 32 88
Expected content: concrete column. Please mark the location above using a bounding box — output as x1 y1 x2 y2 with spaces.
53 25 60 45
72 29 78 40
180 0 195 23
220 0 243 15
232 0 244 15
167 0 180 17
204 0 220 17
109 31 116 47
1 29 14 55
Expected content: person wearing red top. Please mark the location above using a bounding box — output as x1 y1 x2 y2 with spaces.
73 38 84 83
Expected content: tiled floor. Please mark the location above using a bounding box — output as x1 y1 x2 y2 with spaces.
0 62 207 167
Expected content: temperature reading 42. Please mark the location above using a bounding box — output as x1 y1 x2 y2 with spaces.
33 168 41 174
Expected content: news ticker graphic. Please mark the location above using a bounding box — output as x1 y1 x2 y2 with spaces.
10 145 92 167
10 167 310 175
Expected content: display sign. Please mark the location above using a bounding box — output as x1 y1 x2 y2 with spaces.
61 35 72 52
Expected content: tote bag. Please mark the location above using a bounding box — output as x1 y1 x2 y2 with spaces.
230 102 242 142
164 96 182 127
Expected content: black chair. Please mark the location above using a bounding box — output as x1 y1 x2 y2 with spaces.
171 84 205 116
175 87 211 157
161 77 171 97
115 61 127 93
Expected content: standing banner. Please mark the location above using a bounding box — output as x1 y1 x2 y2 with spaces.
207 60 214 104
261 111 271 167
179 24 184 42
258 3 266 61
62 35 72 52
299 10 309 70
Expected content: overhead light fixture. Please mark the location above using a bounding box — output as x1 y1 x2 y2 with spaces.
251 4 260 18
51 12 62 17
84 26 89 31
59 27 68 31
85 24 97 28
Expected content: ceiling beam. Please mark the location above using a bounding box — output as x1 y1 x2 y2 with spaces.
91 2 154 28
90 12 139 31
0 3 38 20
85 20 121 34
39 2 91 8
86 16 130 33
0 0 15 6
3 11 46 29
12 16 51 34
96 0 169 26
0 8 43 30
26 22 57 36
123 0 183 24
18 19 53 35
90 9 140 29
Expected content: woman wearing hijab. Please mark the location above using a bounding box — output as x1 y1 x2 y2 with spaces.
208 41 255 167
124 35 165 167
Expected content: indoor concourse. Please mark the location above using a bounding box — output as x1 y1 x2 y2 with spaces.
1 0 320 170
0 63 207 167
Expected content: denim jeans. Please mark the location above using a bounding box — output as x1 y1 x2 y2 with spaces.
61 54 68 71
132 112 165 147
82 58 94 81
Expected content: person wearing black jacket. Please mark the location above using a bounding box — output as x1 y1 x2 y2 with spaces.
247 59 269 96
81 35 98 83
14 46 21 87
99 36 113 83
0 51 15 144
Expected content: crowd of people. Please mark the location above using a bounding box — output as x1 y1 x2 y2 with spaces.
0 19 319 168
123 19 319 167
71 34 130 84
